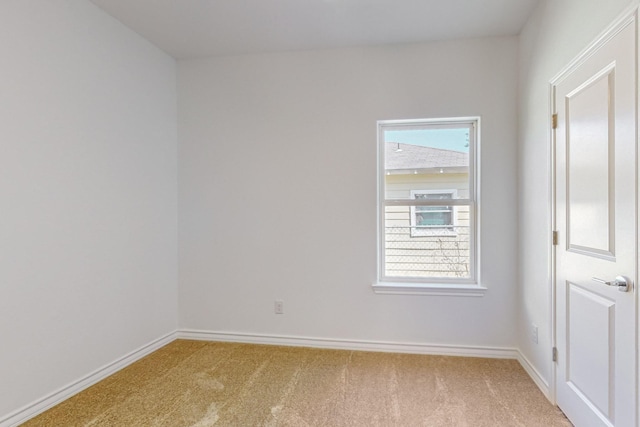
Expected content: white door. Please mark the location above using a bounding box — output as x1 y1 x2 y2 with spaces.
553 12 637 427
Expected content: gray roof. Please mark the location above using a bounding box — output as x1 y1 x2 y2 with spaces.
385 142 468 171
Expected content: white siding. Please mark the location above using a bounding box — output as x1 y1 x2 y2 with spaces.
384 173 470 278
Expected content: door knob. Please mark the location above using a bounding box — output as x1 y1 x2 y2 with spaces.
592 276 632 292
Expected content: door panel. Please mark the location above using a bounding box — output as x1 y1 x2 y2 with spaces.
553 13 637 427
566 66 614 258
567 283 615 418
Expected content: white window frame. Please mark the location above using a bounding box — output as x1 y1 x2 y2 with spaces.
410 189 457 237
374 117 484 296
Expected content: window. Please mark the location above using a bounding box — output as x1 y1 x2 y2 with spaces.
410 190 457 236
376 118 479 291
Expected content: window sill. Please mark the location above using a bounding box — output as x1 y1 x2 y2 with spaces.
372 282 487 297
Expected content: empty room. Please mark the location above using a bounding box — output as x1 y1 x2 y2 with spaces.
1 0 639 426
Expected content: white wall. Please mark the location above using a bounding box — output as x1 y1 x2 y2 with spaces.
0 0 178 418
178 39 518 348
517 0 636 388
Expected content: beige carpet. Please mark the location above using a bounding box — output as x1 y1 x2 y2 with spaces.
24 340 572 426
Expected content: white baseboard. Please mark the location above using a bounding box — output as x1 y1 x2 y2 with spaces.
0 331 178 427
178 329 520 359
516 351 551 401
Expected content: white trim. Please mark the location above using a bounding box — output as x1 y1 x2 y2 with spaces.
516 351 551 402
372 282 487 296
177 329 516 359
548 61 559 407
549 6 638 86
0 331 178 427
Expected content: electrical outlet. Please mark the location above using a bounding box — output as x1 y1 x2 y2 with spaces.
531 323 538 344
274 300 284 314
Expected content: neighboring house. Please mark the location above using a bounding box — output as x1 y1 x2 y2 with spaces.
384 142 470 278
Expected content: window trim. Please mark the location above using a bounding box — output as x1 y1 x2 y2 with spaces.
375 117 482 294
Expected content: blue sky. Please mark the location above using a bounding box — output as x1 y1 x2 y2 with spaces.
385 128 469 152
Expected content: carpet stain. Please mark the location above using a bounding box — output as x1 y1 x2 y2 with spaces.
422 372 473 427
388 362 401 422
189 402 219 427
483 376 526 427
268 405 312 427
194 372 225 391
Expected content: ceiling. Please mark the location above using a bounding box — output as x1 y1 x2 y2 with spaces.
89 0 539 59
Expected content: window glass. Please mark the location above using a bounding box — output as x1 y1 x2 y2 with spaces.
378 119 478 283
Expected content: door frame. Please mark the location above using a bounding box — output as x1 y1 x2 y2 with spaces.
548 4 640 419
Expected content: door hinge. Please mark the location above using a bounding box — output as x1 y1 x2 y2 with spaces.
552 113 558 129
552 347 558 362
552 231 558 246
